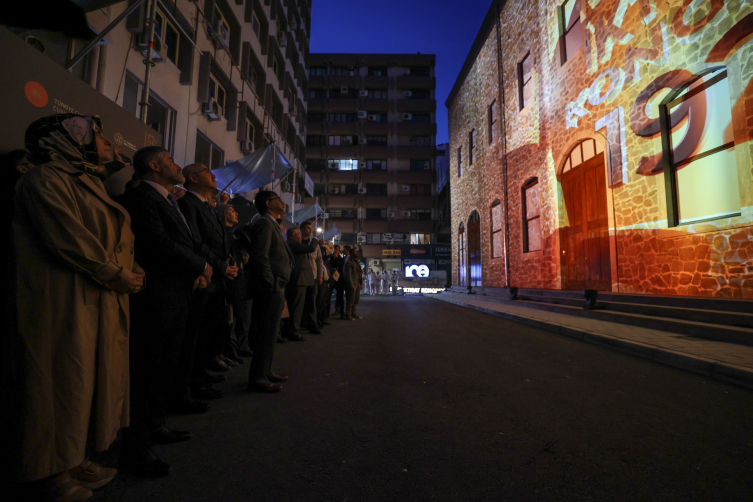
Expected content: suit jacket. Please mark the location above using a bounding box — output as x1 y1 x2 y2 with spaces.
178 192 230 280
116 182 206 301
287 238 319 287
343 255 361 289
301 238 325 280
247 214 295 296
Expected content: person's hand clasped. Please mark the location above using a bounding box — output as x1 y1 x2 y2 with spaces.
109 268 145 294
225 263 239 280
193 275 208 290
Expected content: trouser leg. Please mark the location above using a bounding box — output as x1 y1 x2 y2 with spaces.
335 284 344 315
353 287 361 316
228 298 252 355
249 287 284 382
174 290 207 401
190 289 224 388
316 284 330 321
282 285 306 337
302 284 317 328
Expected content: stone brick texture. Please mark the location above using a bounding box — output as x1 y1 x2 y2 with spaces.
449 0 753 298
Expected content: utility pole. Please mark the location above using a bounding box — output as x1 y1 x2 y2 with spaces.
139 0 158 123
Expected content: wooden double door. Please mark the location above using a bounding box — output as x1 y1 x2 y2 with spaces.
560 154 611 290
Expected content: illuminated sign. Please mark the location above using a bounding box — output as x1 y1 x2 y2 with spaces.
402 287 445 294
382 249 401 256
405 264 430 277
409 247 428 256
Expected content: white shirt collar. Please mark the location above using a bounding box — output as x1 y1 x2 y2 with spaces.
142 180 170 199
187 190 206 203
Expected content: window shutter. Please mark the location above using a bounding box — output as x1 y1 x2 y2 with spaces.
236 101 249 142
197 52 212 103
226 89 238 132
125 0 144 33
241 42 250 80
178 33 194 85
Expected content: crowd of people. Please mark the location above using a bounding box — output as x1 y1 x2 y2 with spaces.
0 113 371 502
364 269 399 296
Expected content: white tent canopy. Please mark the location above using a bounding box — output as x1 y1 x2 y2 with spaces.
284 203 324 225
322 227 339 241
213 143 293 195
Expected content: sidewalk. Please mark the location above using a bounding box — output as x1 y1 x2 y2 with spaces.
430 292 753 390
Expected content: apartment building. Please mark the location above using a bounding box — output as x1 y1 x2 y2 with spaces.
304 53 439 274
4 0 310 210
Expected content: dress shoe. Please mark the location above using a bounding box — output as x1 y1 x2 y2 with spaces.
276 337 287 343
150 426 191 444
237 349 253 357
205 372 226 383
248 379 282 393
207 358 231 372
170 398 210 414
218 355 238 368
267 373 288 383
320 320 332 326
69 459 117 490
192 385 223 400
286 334 307 341
226 355 244 365
308 327 322 335
120 446 172 477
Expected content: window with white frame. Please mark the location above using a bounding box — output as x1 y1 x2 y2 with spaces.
490 199 504 258
122 73 176 153
328 159 358 171
154 9 181 69
560 0 583 64
208 75 226 118
518 52 533 110
245 118 254 142
195 132 224 170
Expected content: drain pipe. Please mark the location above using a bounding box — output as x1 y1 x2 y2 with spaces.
494 1 512 288
96 44 108 93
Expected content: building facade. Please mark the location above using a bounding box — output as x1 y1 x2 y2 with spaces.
304 53 439 274
6 0 310 208
447 0 753 298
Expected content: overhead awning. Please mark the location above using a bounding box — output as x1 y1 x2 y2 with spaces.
284 203 324 225
213 144 293 195
322 227 340 241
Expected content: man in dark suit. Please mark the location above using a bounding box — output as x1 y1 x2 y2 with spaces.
178 164 239 400
331 244 345 317
282 227 320 341
117 146 213 477
246 190 294 392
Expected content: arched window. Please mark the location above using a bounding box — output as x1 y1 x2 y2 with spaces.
458 222 466 286
468 211 482 287
561 138 603 174
490 199 504 258
522 178 541 253
660 67 740 226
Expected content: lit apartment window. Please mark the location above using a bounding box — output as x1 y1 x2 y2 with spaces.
328 135 357 146
309 67 327 76
468 130 474 165
410 234 431 244
154 10 181 69
208 75 226 118
560 0 583 64
490 199 503 258
369 89 388 99
488 100 497 144
366 136 387 146
457 146 462 177
410 136 431 147
366 159 387 170
663 67 740 226
410 159 431 171
518 53 533 110
327 159 359 171
522 178 541 252
195 132 224 170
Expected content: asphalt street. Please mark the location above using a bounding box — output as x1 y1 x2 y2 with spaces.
97 295 753 501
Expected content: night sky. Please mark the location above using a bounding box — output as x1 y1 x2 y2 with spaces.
309 0 493 145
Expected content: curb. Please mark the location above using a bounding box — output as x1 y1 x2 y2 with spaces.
429 294 753 391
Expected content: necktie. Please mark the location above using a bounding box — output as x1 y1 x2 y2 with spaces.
167 193 192 237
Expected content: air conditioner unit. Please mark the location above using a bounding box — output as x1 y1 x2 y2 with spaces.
323 213 330 219
282 182 292 192
240 139 254 152
329 187 340 194
367 115 376 121
402 185 410 192
214 20 231 49
423 161 431 170
138 34 166 63
403 113 412 121
289 17 298 30
295 194 302 203
359 90 369 97
358 188 367 194
203 97 220 121
346 71 355 77
387 212 396 218
373 71 382 76
356 236 367 243
277 32 287 47
401 211 411 218
404 90 413 97
358 110 368 119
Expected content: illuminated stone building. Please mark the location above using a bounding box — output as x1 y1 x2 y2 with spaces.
447 0 753 298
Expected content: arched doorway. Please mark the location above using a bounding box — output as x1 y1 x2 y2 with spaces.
458 222 466 286
560 139 611 290
468 211 482 287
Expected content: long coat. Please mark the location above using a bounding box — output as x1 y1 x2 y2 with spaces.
9 159 136 481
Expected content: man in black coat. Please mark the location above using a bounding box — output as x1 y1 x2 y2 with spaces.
178 164 239 400
246 191 294 393
117 146 213 477
282 227 319 341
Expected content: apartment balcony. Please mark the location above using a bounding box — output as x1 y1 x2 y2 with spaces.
394 194 434 209
361 244 389 258
329 98 358 112
328 145 359 158
396 145 435 159
396 75 436 89
396 170 434 184
394 219 435 233
324 218 357 232
362 145 389 158
361 170 390 183
362 219 389 233
362 75 389 88
330 75 358 88
327 170 359 184
395 122 437 135
309 75 328 88
326 194 358 208
308 99 326 112
328 122 359 135
362 99 388 112
362 121 389 135
396 99 436 113
361 195 389 208
306 145 326 159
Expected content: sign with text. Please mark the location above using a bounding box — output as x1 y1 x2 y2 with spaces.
382 249 401 256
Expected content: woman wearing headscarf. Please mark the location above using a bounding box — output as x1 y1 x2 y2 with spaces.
5 114 144 501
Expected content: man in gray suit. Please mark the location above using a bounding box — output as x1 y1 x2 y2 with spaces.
246 191 294 393
281 227 319 341
343 246 362 320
